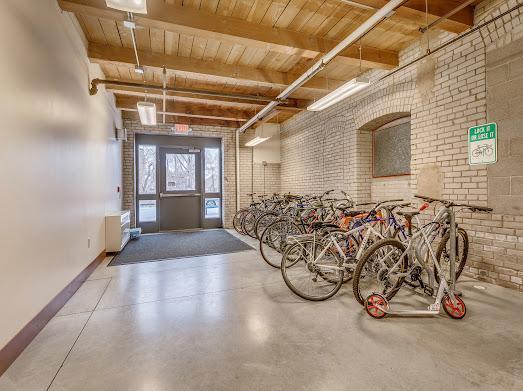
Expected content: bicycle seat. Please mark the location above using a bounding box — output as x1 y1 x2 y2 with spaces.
343 210 367 217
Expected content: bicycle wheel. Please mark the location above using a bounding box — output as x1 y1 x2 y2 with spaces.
435 227 469 284
352 238 408 306
242 209 260 238
254 211 279 240
281 239 344 301
233 209 248 234
259 219 301 268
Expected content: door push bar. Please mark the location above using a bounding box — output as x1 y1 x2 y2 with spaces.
160 193 201 198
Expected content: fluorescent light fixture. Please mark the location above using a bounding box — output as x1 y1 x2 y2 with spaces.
137 101 157 126
123 20 136 29
106 0 147 14
340 1 377 11
245 136 269 147
307 77 370 111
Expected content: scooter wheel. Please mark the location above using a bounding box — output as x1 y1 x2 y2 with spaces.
365 294 389 319
442 294 466 319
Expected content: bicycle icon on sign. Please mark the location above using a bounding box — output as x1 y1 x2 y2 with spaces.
472 144 494 158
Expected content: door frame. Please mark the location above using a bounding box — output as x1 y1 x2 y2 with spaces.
134 133 223 233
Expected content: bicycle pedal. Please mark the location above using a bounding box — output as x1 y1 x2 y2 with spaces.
424 287 434 296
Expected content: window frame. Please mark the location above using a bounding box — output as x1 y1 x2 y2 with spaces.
372 116 412 179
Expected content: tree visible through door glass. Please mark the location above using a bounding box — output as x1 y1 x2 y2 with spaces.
166 153 196 191
138 145 156 195
205 148 220 193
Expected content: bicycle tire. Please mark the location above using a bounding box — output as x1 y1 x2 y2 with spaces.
281 240 344 301
242 209 260 238
259 219 301 268
254 211 279 240
434 227 469 284
233 208 248 234
352 238 408 306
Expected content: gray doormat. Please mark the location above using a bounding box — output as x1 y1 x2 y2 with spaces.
109 229 253 266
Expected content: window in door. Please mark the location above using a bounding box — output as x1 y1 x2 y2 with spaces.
205 148 220 193
165 153 196 191
138 145 156 195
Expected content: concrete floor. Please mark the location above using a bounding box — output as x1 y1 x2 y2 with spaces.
1 231 522 391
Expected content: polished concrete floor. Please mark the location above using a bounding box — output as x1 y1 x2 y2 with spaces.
1 231 522 391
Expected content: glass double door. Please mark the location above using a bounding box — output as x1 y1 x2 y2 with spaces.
136 135 222 233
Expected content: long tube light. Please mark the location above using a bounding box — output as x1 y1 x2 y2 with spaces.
245 136 270 147
238 0 405 132
307 77 370 111
340 1 377 11
137 101 157 125
106 0 147 13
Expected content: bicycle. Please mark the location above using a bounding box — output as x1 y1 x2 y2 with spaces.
280 199 406 301
258 190 354 268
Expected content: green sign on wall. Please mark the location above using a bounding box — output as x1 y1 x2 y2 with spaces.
468 123 497 165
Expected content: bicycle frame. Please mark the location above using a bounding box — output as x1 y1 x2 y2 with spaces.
287 220 385 272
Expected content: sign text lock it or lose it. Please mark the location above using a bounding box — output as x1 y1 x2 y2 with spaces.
468 123 497 165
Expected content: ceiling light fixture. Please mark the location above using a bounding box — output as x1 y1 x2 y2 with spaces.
137 101 157 126
245 136 270 147
123 20 136 29
105 0 147 14
339 1 377 11
307 77 370 111
134 65 144 74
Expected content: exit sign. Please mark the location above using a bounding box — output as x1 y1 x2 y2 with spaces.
468 123 497 165
173 124 191 135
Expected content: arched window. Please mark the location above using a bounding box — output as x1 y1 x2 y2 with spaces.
372 116 411 178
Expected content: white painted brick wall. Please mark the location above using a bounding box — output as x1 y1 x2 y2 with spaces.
280 0 523 291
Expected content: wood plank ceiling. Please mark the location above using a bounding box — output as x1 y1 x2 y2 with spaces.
59 0 475 128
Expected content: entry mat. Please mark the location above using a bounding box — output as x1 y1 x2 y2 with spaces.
109 229 254 266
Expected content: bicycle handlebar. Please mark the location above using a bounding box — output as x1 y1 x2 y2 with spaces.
414 194 493 212
373 199 404 209
319 189 334 200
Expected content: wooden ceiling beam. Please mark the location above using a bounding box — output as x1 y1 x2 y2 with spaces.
345 1 474 33
58 0 399 69
88 43 345 92
122 111 243 128
116 95 256 121
108 85 307 112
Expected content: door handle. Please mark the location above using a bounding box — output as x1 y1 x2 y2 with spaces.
160 193 201 198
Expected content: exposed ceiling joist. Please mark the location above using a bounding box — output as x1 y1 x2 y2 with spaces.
346 1 474 33
116 95 263 121
107 85 307 112
88 43 347 92
122 111 242 128
58 0 399 69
